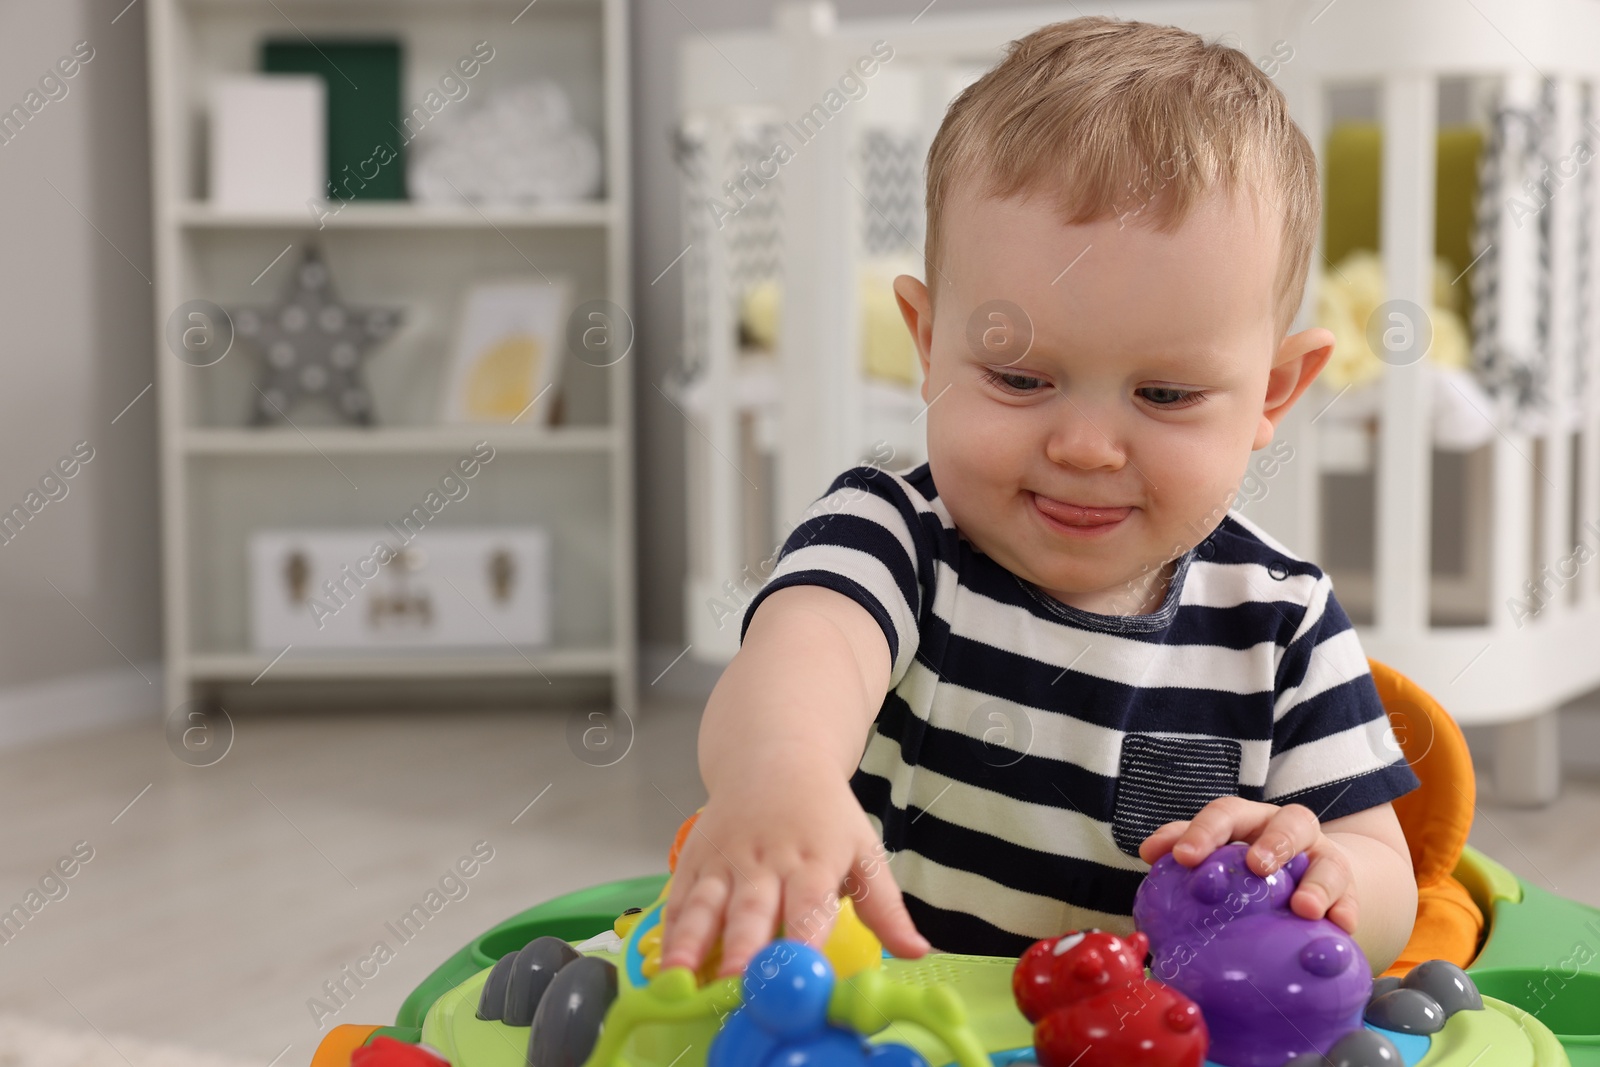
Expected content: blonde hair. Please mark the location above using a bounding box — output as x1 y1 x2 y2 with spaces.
923 16 1319 338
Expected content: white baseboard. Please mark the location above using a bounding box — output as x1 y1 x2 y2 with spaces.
0 664 163 751
639 641 725 706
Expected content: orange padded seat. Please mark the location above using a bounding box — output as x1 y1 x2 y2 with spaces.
1367 659 1486 977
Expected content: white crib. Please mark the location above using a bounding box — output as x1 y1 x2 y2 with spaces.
673 0 1600 804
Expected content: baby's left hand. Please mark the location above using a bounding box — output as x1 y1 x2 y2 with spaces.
1139 796 1358 933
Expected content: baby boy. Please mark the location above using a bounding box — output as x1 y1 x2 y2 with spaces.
660 15 1420 979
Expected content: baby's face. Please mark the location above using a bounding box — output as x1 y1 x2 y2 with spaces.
896 182 1330 614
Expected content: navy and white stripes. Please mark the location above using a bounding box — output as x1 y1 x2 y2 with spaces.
740 463 1419 957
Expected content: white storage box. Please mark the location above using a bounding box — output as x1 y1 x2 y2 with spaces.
210 75 326 210
248 527 551 652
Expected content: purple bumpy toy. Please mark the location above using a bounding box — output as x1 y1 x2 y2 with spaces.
1132 843 1372 1067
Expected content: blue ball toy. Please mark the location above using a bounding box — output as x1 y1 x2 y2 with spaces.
706 940 928 1067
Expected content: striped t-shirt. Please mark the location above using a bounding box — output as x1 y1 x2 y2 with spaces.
738 462 1419 958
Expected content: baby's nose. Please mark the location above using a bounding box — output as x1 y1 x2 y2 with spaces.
1043 411 1125 471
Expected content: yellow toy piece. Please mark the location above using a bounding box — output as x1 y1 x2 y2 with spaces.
614 906 645 939
638 925 662 976
819 895 881 979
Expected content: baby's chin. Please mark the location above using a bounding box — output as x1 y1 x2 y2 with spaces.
992 547 1169 614
949 496 1180 597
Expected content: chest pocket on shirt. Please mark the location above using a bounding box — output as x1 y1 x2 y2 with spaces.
1110 734 1243 858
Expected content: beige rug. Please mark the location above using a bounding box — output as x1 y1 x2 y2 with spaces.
0 1017 259 1067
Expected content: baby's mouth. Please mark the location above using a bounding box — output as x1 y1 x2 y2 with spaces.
1030 492 1133 527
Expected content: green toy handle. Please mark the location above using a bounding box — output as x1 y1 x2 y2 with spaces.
580 968 741 1067
829 967 993 1067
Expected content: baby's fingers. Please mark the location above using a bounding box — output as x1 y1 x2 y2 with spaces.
847 854 931 959
1291 845 1357 931
1138 819 1192 864
716 873 782 978
780 868 846 949
1162 797 1276 866
659 872 730 972
1244 803 1319 877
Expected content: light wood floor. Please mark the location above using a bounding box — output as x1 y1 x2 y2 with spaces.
0 701 1594 1063
0 700 706 1063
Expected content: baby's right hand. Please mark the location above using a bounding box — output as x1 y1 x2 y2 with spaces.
658 761 931 978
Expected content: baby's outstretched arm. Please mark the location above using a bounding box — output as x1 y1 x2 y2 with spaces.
658 585 932 978
1140 797 1418 974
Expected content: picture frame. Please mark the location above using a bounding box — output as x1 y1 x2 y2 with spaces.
440 278 572 424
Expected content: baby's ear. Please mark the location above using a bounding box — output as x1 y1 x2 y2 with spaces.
892 275 936 399
1255 327 1335 449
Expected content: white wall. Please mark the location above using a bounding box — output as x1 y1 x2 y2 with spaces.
0 1 161 723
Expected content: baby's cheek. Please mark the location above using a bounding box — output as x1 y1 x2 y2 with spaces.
1141 432 1253 550
926 400 1024 504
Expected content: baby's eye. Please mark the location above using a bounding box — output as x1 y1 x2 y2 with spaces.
1137 385 1206 408
982 368 1047 393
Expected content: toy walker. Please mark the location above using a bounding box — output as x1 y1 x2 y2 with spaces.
312 664 1600 1067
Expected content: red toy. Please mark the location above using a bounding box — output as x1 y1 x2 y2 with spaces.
1012 930 1208 1067
350 1036 451 1067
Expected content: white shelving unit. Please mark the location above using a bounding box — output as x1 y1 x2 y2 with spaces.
146 0 636 711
